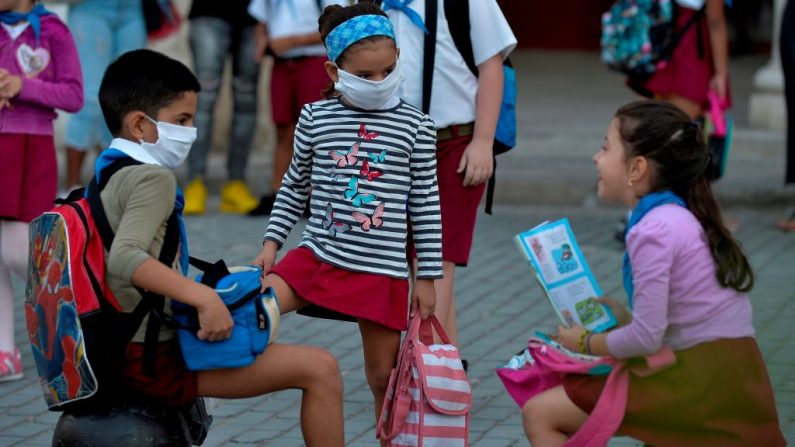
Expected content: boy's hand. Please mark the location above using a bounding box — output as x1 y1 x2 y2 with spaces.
0 71 22 99
596 296 632 327
457 137 493 187
269 36 298 57
196 289 234 342
410 279 436 319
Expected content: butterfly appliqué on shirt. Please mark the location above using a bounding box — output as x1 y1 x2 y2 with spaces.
330 142 360 168
352 203 385 232
368 149 387 164
344 177 377 207
359 160 383 182
16 44 50 77
322 203 350 237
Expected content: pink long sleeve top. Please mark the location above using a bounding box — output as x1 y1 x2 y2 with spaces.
606 204 755 359
0 14 83 135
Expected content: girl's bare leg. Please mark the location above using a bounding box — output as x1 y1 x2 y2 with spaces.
198 343 344 447
261 273 307 314
522 385 588 447
358 318 401 447
434 261 458 344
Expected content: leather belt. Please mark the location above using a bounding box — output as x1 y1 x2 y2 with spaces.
436 122 475 142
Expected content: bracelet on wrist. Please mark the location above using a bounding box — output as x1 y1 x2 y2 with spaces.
578 330 591 354
584 332 595 355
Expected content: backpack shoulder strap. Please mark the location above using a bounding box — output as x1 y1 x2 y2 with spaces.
87 158 143 251
443 0 478 77
422 0 439 114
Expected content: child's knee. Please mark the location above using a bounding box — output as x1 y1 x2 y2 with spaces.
522 396 547 437
308 349 342 393
364 362 393 394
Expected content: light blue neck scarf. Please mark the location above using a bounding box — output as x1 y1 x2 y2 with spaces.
382 0 427 33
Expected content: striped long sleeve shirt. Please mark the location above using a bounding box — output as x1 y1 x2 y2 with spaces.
263 97 443 279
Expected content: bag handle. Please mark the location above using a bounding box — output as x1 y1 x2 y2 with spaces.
413 314 453 346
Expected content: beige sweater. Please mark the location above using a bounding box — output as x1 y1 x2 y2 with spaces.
101 164 182 342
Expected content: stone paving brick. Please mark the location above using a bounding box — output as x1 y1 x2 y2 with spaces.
2 205 794 446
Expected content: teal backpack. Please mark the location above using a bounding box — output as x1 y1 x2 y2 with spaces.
600 0 705 79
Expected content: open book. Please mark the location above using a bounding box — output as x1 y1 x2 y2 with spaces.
515 219 617 333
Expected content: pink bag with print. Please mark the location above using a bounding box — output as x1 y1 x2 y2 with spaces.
377 314 471 446
497 337 675 447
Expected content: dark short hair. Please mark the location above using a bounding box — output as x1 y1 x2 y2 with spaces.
99 49 200 135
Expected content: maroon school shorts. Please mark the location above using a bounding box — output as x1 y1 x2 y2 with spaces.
270 55 328 126
121 340 198 406
410 134 485 266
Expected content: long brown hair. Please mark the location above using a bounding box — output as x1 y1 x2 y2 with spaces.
317 2 392 98
615 100 754 292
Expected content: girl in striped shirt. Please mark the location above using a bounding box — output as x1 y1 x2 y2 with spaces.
252 3 442 436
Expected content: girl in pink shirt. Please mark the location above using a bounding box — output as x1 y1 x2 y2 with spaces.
0 0 83 382
522 100 785 447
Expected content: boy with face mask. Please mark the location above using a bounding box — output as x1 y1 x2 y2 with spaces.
95 50 345 445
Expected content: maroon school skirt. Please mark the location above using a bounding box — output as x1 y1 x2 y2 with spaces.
0 133 57 222
564 337 786 447
628 8 732 109
270 246 410 331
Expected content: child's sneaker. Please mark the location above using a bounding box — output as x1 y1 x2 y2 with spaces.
0 348 23 382
220 180 258 214
184 177 208 215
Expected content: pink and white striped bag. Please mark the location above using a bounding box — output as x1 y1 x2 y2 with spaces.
377 314 471 447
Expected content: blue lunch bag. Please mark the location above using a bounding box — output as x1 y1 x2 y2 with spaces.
172 258 280 371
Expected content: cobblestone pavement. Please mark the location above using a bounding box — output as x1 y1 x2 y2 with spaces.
2 203 794 446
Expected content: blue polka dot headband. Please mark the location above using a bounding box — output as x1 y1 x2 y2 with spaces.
324 14 396 63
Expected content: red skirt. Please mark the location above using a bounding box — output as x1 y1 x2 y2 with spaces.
564 337 785 447
270 246 410 331
0 133 57 222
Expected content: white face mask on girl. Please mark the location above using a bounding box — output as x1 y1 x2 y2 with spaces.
334 59 402 110
139 116 198 169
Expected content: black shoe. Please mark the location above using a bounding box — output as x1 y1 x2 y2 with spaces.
247 195 276 216
461 359 468 373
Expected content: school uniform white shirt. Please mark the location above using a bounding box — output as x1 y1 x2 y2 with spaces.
247 0 341 58
384 0 516 129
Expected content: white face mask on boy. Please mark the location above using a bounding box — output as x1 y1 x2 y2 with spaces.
139 116 197 169
334 59 402 110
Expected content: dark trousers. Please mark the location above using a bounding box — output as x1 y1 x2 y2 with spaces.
782 0 795 184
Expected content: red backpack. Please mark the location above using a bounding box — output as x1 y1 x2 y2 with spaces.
25 159 179 411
